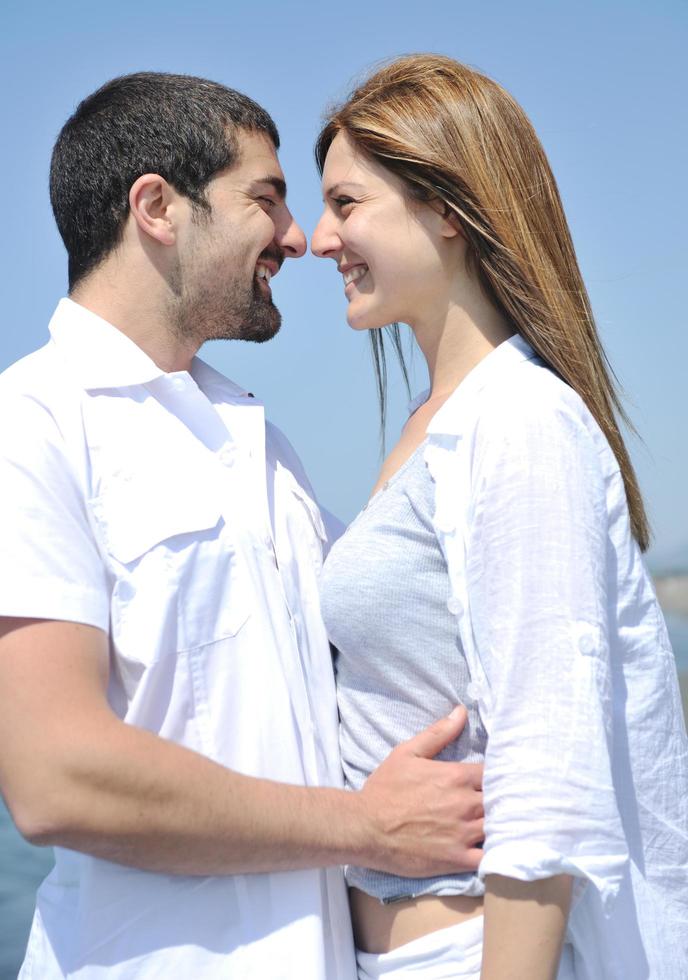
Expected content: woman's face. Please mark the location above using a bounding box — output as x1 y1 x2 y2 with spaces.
311 131 461 332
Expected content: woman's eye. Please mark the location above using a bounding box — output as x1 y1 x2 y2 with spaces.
333 196 355 213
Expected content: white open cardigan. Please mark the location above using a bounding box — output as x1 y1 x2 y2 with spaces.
419 334 687 979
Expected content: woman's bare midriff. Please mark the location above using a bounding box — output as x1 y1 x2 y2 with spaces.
349 886 484 954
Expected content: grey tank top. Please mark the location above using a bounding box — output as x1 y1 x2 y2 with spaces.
320 441 487 902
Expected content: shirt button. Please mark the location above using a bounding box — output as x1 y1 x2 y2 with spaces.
219 447 233 466
578 632 596 655
171 378 186 392
117 581 135 602
447 596 463 616
466 681 481 702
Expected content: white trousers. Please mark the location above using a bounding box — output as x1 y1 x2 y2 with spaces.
356 916 577 979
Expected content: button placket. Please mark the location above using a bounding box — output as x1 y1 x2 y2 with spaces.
218 445 234 467
447 595 464 617
578 632 596 655
466 680 481 703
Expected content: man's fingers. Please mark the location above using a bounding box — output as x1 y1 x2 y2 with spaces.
448 761 484 791
468 819 484 844
404 705 468 759
458 846 485 873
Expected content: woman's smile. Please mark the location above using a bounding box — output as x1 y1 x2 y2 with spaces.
341 264 369 293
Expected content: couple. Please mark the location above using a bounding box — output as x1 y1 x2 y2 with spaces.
0 57 686 980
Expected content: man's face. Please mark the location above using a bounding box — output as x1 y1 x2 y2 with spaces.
171 130 306 345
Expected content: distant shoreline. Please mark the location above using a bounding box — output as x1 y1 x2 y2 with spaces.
654 575 688 719
655 574 688 618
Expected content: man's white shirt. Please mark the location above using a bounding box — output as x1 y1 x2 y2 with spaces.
0 299 356 979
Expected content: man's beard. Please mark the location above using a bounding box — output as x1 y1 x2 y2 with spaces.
171 268 282 346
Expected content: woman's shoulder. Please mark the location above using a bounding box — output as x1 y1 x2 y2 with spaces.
484 352 587 417
481 356 609 452
430 350 589 433
429 351 620 484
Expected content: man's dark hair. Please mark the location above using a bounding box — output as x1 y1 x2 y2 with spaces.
50 72 280 290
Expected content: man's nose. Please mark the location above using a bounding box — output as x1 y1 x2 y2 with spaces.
278 211 307 259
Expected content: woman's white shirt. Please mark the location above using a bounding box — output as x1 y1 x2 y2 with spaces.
419 335 688 979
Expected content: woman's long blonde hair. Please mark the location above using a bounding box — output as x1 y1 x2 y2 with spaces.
316 54 650 551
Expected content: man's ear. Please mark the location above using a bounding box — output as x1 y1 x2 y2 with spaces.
128 174 177 246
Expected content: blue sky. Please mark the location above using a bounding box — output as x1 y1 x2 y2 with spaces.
2 0 686 570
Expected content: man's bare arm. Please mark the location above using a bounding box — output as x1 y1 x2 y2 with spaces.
0 617 484 877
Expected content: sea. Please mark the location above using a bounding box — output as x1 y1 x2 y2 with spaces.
1 619 687 979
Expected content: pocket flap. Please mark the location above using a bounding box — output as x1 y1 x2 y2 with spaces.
91 475 222 564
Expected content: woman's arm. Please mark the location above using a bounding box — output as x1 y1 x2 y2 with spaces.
452 383 630 967
481 874 573 980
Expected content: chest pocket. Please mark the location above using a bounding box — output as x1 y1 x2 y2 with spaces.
90 466 250 663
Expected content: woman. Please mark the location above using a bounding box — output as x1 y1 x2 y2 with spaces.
312 55 688 979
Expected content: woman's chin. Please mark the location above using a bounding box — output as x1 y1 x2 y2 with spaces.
346 305 387 332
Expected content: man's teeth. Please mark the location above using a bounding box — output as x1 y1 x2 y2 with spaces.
256 265 272 283
343 266 368 286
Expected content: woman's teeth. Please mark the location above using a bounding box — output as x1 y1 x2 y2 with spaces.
343 266 368 286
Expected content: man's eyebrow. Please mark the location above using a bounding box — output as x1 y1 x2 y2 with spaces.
250 175 287 199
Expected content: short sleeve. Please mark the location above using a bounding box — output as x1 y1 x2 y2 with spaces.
0 391 110 629
265 418 343 554
319 507 347 552
467 394 628 907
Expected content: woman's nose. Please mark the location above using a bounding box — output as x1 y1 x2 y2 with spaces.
311 211 340 259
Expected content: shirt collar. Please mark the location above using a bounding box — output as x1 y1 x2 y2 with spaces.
48 298 250 398
189 356 252 399
417 333 539 436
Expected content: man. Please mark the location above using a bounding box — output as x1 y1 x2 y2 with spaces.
0 73 483 978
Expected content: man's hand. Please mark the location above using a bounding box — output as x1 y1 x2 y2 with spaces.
356 706 484 877
0 617 483 877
